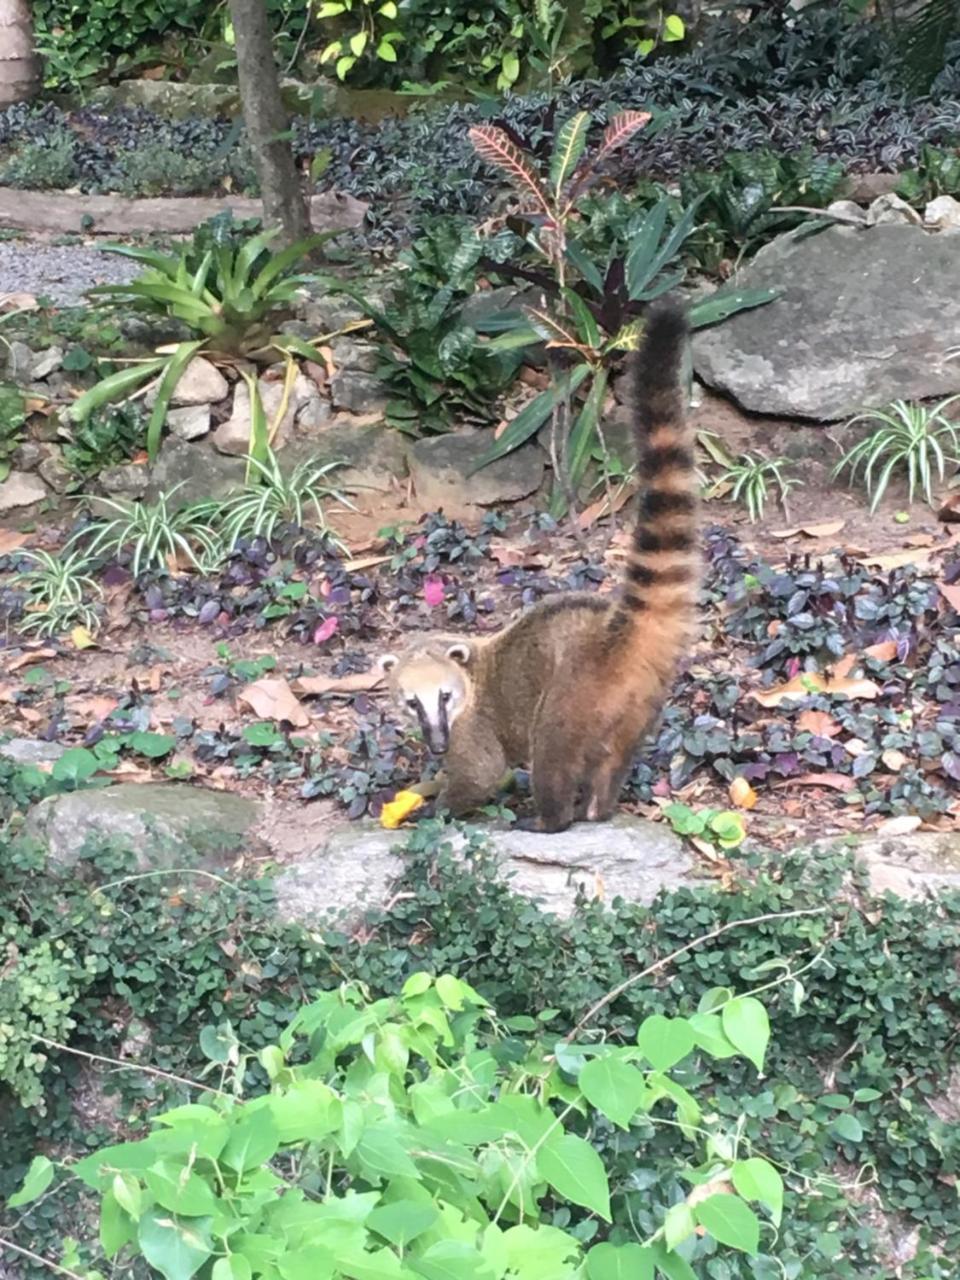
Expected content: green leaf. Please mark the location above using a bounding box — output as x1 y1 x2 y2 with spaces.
586 1242 654 1280
7 1155 54 1208
355 1126 419 1179
687 1013 738 1060
376 37 398 61
690 288 777 330
138 1208 213 1280
578 1053 648 1129
732 1158 784 1227
709 810 747 848
100 1188 135 1258
550 112 590 200
222 1107 280 1173
403 972 433 997
663 13 685 41
112 1171 142 1220
469 363 591 471
51 747 99 786
350 29 368 56
336 54 358 79
501 50 520 84
435 973 468 1010
128 731 176 759
694 1194 760 1255
67 358 167 424
721 997 770 1074
563 287 601 349
144 1162 219 1217
212 1258 252 1280
831 1113 864 1143
410 1242 495 1280
663 1201 696 1251
538 1133 611 1221
650 1243 697 1280
637 1014 696 1071
368 1200 438 1248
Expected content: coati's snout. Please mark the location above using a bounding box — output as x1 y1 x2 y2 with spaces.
378 642 472 754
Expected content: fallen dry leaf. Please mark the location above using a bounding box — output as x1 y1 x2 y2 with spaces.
343 553 393 572
853 534 960 572
728 776 758 809
875 814 923 836
488 539 549 569
0 290 38 312
796 709 842 737
0 529 28 555
238 677 311 728
770 519 846 540
783 772 857 793
881 748 908 773
751 667 880 708
71 625 96 650
864 640 898 662
938 580 960 613
938 494 960 523
578 482 639 530
294 671 383 698
8 648 57 672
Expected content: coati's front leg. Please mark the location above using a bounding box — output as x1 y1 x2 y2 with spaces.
435 715 508 818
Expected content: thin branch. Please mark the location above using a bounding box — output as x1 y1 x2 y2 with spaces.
565 906 829 1042
0 1236 86 1280
768 205 867 226
33 1036 228 1097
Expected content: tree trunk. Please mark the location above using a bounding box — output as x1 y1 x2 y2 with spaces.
0 0 39 107
227 0 310 244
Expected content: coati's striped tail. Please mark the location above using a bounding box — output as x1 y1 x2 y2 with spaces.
617 300 699 618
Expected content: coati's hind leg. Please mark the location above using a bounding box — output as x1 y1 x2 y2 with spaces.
435 717 508 818
520 700 589 833
583 754 635 822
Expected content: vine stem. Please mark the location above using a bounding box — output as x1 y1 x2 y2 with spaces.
0 1236 86 1280
33 1036 228 1098
564 906 829 1043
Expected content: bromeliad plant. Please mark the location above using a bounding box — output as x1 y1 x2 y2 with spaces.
70 224 343 461
14 972 789 1276
465 112 777 508
833 396 960 512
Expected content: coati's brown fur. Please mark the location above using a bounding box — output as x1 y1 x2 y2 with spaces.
380 301 700 833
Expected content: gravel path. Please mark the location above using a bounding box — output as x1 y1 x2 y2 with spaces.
0 240 141 306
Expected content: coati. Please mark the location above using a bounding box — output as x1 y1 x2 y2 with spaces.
379 300 700 833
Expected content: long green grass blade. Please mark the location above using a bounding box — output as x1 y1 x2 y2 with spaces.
68 359 167 423
566 368 609 491
468 363 591 473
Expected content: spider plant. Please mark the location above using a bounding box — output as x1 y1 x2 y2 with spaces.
833 397 960 512
12 549 103 637
73 486 224 578
203 450 355 553
716 453 802 523
70 224 343 461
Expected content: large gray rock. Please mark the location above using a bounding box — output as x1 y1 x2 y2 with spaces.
0 469 47 513
274 814 705 926
284 422 408 492
409 429 544 517
330 370 388 414
0 738 65 766
692 224 960 420
149 437 246 506
25 783 261 870
851 831 960 900
211 374 313 456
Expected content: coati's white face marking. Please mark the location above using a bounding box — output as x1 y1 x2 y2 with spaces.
378 643 471 754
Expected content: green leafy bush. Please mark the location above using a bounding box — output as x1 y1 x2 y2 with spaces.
18 970 783 1276
62 403 146 483
0 383 27 481
0 127 78 190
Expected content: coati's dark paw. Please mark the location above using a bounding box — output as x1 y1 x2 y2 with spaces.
514 816 545 833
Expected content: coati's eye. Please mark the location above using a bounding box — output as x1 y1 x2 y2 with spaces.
439 690 452 705
406 698 418 710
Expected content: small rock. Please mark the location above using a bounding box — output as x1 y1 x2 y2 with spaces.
0 469 47 513
826 199 867 223
274 814 705 928
866 193 923 226
925 195 960 230
149 437 246 507
330 370 388 414
167 357 229 407
5 340 35 382
24 782 262 871
845 172 901 203
100 463 149 499
0 738 65 766
330 337 379 373
851 831 960 900
30 346 65 380
11 440 49 472
296 396 333 430
37 451 73 493
167 403 211 441
409 429 544 517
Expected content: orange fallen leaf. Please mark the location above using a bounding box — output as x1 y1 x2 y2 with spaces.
751 667 880 708
864 640 898 662
294 671 383 697
783 772 857 793
238 677 311 728
938 494 960 523
380 790 425 829
578 482 639 530
728 776 757 809
8 648 57 671
67 695 118 722
0 290 38 312
797 709 842 737
770 519 846 540
854 534 960 572
0 529 28 555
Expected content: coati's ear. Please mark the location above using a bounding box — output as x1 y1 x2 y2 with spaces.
378 653 399 675
446 642 472 667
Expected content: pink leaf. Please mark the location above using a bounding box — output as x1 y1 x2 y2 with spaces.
423 575 445 608
313 616 339 645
